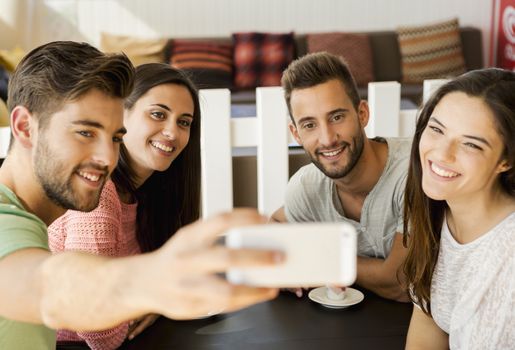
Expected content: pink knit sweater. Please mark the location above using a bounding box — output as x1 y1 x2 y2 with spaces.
48 180 140 350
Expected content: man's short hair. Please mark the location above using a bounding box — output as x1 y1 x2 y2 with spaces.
7 41 135 130
281 52 361 122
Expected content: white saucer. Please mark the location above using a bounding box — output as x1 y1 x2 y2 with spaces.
308 287 364 309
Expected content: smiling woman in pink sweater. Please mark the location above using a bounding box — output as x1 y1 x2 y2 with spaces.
48 63 201 350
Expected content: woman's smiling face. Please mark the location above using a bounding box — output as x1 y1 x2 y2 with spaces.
122 83 194 182
419 91 509 202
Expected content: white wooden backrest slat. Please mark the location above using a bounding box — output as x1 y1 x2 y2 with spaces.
199 87 290 218
199 89 233 218
423 79 449 104
366 81 401 138
365 80 452 138
256 87 289 216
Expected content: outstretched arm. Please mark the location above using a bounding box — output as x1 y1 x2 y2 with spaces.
0 209 281 331
356 233 410 302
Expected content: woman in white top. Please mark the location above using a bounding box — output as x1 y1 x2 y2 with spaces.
403 68 515 349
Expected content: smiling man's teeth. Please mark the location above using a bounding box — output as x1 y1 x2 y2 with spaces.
78 171 100 182
321 148 343 157
151 141 174 153
431 162 459 178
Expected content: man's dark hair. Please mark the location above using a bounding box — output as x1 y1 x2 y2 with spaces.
281 52 360 123
8 41 134 131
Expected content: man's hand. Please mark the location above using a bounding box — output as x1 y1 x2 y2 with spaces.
284 288 307 298
23 208 284 332
128 314 159 340
270 207 287 223
136 208 284 320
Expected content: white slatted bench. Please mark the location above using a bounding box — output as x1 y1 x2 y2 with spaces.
200 87 290 218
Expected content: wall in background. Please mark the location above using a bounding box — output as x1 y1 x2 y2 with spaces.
0 0 27 49
0 0 492 65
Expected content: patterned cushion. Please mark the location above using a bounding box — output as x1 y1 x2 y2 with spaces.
306 32 375 86
0 46 25 72
233 32 295 89
100 32 167 66
166 40 233 89
0 99 8 127
397 18 466 83
0 66 8 103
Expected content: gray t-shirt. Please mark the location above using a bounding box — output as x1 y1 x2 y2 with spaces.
284 138 411 258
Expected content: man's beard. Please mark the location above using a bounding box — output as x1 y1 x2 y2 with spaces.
34 138 106 212
308 131 365 179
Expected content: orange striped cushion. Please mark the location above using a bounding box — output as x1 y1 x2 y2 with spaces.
397 18 466 83
167 40 233 89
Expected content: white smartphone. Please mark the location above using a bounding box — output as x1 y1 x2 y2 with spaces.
225 223 357 288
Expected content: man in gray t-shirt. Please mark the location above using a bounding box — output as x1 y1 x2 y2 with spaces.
273 52 411 302
286 137 410 259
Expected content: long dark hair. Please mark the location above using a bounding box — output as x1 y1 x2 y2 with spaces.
111 63 201 253
403 68 515 315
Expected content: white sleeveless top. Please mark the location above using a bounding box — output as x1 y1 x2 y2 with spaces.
431 212 515 349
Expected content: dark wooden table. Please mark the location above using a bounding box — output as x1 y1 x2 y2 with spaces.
118 289 412 350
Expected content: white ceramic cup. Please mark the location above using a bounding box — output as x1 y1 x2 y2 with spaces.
326 285 346 301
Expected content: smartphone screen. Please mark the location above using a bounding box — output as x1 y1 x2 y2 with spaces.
225 223 356 288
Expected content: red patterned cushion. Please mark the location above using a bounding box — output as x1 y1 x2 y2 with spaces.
307 32 375 86
166 40 233 89
233 32 295 89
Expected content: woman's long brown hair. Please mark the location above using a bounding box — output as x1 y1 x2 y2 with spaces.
403 68 515 315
